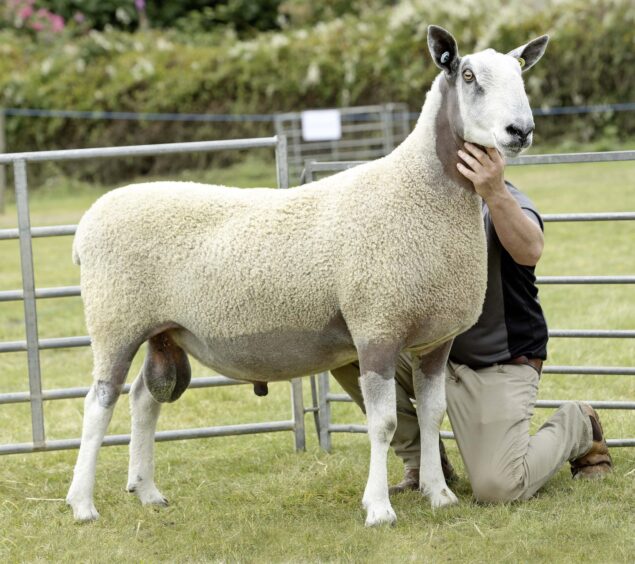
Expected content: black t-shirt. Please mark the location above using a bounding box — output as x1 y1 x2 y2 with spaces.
450 182 548 367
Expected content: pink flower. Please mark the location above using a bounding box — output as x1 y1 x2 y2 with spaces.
50 14 65 32
74 11 85 23
18 6 34 20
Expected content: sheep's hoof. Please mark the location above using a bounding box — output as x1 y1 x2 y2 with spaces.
130 483 169 507
67 497 100 522
427 486 459 509
144 494 169 508
364 501 397 527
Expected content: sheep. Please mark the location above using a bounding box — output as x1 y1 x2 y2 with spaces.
66 26 548 526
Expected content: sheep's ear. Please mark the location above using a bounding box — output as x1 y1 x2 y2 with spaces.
427 25 460 76
507 35 549 72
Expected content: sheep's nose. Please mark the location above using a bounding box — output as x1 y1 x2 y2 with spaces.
506 123 535 143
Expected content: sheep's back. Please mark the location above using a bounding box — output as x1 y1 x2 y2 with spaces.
74 181 344 342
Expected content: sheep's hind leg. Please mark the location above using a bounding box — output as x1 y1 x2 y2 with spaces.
126 372 168 506
66 344 138 521
127 333 190 507
413 341 458 508
358 343 399 526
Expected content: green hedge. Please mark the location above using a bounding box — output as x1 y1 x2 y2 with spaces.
0 0 633 183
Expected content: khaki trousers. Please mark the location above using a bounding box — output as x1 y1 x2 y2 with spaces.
331 354 593 503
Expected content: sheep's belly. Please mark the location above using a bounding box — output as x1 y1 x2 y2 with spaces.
171 327 358 382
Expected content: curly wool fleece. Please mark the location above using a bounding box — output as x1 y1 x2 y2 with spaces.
73 75 487 383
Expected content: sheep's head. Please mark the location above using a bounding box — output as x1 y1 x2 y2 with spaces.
428 25 549 158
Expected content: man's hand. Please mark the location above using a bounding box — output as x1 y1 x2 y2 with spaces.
456 142 544 267
456 142 506 201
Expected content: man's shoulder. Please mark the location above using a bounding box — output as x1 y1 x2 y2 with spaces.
504 180 535 208
504 180 543 228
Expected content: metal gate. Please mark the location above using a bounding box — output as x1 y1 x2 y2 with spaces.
274 103 410 184
0 134 310 455
301 150 635 451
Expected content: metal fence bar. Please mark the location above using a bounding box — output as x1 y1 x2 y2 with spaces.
548 330 635 338
0 137 279 165
0 421 296 456
302 151 635 180
0 336 90 353
0 376 278 405
0 285 81 302
543 212 635 222
0 224 77 240
14 159 45 448
507 150 635 166
543 366 635 375
326 425 633 447
537 276 635 284
325 395 635 409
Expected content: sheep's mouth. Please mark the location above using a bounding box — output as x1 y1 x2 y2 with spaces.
502 143 524 156
498 139 530 158
492 133 531 158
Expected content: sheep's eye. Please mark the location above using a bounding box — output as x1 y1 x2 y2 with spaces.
463 69 474 82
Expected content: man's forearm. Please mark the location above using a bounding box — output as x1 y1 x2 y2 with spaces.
456 143 544 266
485 188 544 266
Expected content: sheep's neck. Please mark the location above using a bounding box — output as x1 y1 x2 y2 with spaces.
433 76 475 192
390 74 475 194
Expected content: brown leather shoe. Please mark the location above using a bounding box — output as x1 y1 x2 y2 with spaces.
389 467 420 494
570 403 613 479
439 438 459 485
389 440 458 494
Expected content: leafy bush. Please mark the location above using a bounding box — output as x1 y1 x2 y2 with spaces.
1 0 66 37
0 0 632 184
33 1 286 35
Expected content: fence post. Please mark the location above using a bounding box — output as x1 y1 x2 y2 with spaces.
317 372 332 452
275 134 289 189
291 379 306 452
14 158 45 448
381 104 395 155
0 109 5 214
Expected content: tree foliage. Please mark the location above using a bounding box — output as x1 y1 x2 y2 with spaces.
0 0 632 183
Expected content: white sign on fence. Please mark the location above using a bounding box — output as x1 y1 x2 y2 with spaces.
301 109 342 141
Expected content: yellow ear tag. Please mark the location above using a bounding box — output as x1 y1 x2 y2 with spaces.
517 57 526 68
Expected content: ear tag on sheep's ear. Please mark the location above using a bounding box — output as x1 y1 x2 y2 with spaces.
517 57 526 68
440 51 450 64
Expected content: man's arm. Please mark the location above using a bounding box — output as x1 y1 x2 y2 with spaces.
456 142 544 266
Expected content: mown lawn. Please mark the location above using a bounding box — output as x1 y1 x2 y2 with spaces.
0 154 634 562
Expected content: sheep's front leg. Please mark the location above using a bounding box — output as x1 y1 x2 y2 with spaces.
358 344 399 526
413 341 458 508
127 372 168 506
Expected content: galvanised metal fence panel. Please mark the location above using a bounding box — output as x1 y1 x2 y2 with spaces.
0 135 310 455
274 104 410 184
301 150 635 451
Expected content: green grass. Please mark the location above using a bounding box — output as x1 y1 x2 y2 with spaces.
0 156 634 562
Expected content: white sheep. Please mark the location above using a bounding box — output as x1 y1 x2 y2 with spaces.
66 26 548 526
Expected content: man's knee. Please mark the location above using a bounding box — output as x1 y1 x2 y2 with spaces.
471 473 524 504
331 363 366 412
